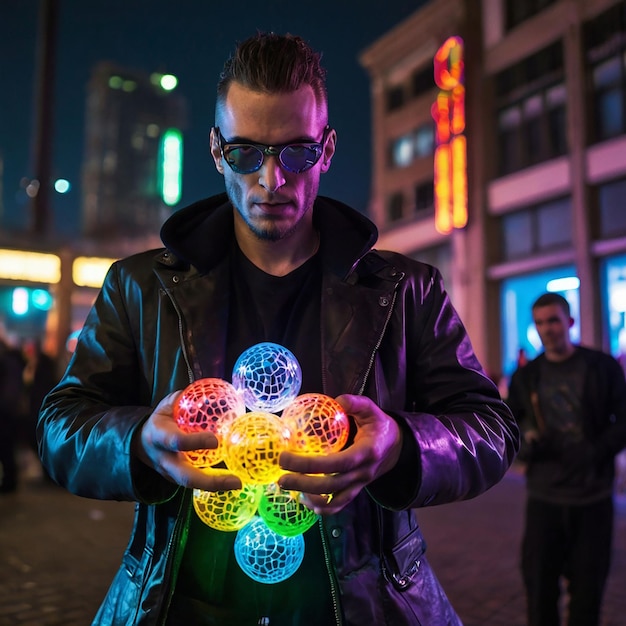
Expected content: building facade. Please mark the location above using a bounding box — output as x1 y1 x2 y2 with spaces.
360 0 626 383
82 62 186 239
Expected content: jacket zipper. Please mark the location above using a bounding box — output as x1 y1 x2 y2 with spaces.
357 287 399 396
319 518 343 626
155 280 197 624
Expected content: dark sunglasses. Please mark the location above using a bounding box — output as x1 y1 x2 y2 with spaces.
214 126 331 174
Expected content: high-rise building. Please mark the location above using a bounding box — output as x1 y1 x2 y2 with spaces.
81 61 186 239
360 0 626 382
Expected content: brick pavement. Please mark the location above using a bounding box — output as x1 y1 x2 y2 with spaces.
1 462 625 625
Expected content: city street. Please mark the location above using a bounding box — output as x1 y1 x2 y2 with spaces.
1 459 625 625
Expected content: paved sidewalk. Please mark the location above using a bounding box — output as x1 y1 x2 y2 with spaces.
418 466 626 626
0 463 624 625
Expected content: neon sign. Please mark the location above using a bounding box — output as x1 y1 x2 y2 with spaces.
431 36 467 234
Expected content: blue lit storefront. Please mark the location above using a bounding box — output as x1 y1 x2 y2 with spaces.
499 252 626 383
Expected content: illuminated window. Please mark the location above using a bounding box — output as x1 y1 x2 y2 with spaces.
500 265 578 378
415 125 435 158
391 135 414 167
602 253 626 360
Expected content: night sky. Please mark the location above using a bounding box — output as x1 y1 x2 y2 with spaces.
0 0 427 237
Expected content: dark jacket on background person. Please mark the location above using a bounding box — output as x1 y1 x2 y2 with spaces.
507 347 626 502
38 193 519 625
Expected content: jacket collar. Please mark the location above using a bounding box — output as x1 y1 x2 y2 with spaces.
159 192 378 281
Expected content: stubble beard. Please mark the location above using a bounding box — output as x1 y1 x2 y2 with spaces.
224 176 319 243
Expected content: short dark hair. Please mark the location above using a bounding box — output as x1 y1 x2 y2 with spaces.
216 32 328 121
532 292 571 317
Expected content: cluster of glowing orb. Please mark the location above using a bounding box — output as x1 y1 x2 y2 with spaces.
175 342 350 584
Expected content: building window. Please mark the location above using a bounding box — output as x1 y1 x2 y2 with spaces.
415 181 434 214
391 134 414 168
389 124 434 168
585 3 626 143
412 66 434 98
595 177 626 238
505 0 556 31
386 85 405 112
601 253 626 361
415 125 435 157
494 42 566 176
387 192 404 222
500 196 572 261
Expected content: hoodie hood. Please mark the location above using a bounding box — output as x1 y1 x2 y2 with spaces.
160 192 378 280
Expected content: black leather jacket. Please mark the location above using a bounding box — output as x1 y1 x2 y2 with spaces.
38 194 519 625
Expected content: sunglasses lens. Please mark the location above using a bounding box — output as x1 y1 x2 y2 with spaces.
224 146 264 174
280 145 322 173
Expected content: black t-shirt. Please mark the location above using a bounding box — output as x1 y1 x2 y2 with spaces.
169 245 335 626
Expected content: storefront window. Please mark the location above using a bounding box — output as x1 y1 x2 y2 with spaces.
500 265 579 379
602 253 626 367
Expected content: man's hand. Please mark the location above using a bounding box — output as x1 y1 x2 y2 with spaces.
277 394 402 514
134 391 242 492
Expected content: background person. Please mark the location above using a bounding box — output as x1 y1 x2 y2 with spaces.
39 32 519 625
0 330 25 494
508 292 626 626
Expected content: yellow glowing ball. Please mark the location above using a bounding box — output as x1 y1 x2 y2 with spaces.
175 378 245 468
281 393 350 455
223 412 292 485
257 485 319 537
193 484 263 531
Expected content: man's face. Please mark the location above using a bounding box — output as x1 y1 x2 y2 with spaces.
210 82 336 242
532 303 573 356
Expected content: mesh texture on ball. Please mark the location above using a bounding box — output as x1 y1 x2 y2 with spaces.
175 378 245 468
257 485 318 537
224 412 292 484
234 516 305 584
192 484 263 532
232 342 302 413
281 393 350 455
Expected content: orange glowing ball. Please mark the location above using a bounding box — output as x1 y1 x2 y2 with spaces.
175 378 245 468
281 393 350 455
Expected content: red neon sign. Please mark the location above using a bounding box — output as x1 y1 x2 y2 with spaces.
431 36 467 234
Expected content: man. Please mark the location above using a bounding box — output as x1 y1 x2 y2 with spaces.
38 33 519 625
508 292 626 626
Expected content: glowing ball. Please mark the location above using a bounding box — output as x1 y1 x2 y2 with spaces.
175 378 245 467
257 485 318 537
232 342 302 413
193 484 263 532
281 393 350 455
234 516 305 584
224 412 292 484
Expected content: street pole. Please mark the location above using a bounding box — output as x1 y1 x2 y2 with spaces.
31 0 58 236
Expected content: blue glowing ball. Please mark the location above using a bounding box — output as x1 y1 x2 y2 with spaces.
232 342 302 413
234 516 305 584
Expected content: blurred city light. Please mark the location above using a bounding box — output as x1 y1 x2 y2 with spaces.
0 250 61 283
160 129 183 206
72 256 117 288
160 74 178 90
54 178 70 193
547 276 580 292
